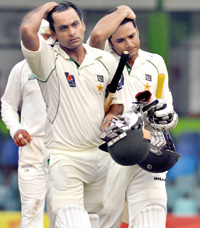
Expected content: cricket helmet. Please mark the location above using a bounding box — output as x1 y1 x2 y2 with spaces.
99 129 150 166
138 132 181 173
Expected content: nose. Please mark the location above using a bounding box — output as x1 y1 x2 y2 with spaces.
69 27 76 36
125 39 132 48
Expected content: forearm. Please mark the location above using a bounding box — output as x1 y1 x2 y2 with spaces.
104 104 124 120
1 102 22 138
1 63 23 137
20 2 57 51
89 5 136 50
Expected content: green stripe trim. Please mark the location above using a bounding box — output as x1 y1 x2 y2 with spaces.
125 62 131 75
70 57 80 68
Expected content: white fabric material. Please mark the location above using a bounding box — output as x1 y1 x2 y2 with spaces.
89 214 99 228
99 45 169 228
39 19 50 35
99 160 167 228
38 19 55 45
55 205 91 228
18 140 46 227
46 148 110 225
1 60 52 227
1 59 46 140
131 205 166 228
21 35 123 227
106 46 173 114
21 37 122 159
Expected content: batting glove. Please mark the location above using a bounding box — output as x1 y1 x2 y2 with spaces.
100 117 125 142
149 111 178 131
100 110 143 142
133 90 178 131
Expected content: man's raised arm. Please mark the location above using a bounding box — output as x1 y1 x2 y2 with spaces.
89 5 136 50
20 2 57 51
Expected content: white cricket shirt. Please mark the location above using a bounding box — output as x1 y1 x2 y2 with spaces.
1 59 46 138
1 60 47 163
21 37 121 152
107 47 174 113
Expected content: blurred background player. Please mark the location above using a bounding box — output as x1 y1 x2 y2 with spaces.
89 5 178 228
1 19 54 228
20 1 123 227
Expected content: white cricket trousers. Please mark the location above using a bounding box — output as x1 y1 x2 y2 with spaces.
99 160 167 228
18 137 47 228
46 147 110 226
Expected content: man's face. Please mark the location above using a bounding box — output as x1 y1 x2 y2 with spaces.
51 7 85 50
110 22 140 61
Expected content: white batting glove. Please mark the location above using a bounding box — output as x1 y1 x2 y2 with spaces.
133 90 178 131
100 117 124 141
150 111 178 131
117 106 144 131
133 90 165 118
100 110 143 142
150 130 166 155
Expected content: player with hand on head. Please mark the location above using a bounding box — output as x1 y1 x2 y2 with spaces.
20 1 123 227
89 5 178 228
1 19 54 228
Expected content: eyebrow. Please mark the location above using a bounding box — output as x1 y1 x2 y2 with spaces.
116 32 136 41
58 19 80 29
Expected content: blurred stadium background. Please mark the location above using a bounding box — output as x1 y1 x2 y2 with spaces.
0 0 200 227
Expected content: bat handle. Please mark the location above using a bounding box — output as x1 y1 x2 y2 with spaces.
104 93 115 114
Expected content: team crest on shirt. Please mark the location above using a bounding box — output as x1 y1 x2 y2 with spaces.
95 75 104 83
65 72 76 87
143 82 152 90
28 73 37 80
116 74 124 91
96 83 104 92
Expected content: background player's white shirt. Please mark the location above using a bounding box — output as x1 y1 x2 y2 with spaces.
1 59 47 163
21 37 121 154
106 45 173 113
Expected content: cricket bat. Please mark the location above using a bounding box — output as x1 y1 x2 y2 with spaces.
104 50 129 113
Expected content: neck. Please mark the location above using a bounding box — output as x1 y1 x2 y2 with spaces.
61 45 86 65
128 54 138 67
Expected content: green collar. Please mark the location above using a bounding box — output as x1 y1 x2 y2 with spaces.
70 56 80 68
125 62 131 75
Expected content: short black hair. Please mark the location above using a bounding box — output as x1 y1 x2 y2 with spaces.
47 1 83 33
108 18 137 45
120 18 136 28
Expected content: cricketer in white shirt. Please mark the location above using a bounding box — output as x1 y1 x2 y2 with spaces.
21 36 123 225
1 59 52 227
96 43 176 228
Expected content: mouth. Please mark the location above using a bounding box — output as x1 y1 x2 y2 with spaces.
69 37 80 43
127 47 136 53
